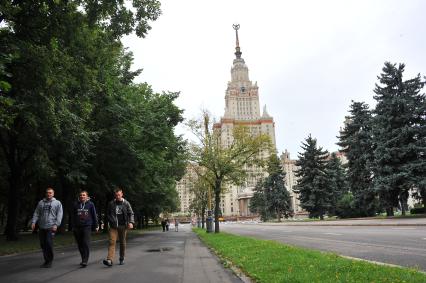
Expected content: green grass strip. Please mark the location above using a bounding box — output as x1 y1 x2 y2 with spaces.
194 228 426 283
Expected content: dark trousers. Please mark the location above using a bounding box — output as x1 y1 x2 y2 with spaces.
73 226 92 263
39 229 54 263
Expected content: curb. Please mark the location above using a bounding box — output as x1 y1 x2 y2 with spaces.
340 255 426 275
193 231 252 283
260 223 426 226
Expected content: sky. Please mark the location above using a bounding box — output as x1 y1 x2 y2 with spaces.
122 0 426 158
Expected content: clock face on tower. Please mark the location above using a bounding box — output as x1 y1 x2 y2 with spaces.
240 86 246 93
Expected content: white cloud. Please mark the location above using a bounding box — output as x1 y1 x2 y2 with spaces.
122 0 426 158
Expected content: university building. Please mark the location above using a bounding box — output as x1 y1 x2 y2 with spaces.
211 24 277 217
280 150 303 215
177 25 305 217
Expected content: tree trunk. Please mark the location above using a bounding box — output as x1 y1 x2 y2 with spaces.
214 180 221 233
5 169 23 240
386 207 394 217
144 216 149 228
137 214 142 229
201 205 206 229
0 204 5 228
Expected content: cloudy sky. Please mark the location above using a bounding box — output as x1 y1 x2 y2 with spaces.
122 0 426 158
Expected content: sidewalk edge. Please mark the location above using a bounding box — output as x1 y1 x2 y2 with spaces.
193 231 252 283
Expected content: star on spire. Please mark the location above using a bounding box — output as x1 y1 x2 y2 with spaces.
233 24 242 59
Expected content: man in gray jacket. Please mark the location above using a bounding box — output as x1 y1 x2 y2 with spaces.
31 187 63 268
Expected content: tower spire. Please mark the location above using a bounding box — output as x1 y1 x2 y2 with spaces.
232 24 242 59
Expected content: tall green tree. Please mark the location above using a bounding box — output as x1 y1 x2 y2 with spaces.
337 101 377 216
325 152 348 216
250 154 292 221
188 111 271 233
250 180 271 221
0 0 164 239
188 166 211 229
371 62 425 216
295 135 331 220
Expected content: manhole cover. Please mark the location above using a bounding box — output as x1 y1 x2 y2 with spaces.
146 247 173 252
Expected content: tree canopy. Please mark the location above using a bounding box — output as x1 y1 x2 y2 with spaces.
188 111 272 232
0 0 187 240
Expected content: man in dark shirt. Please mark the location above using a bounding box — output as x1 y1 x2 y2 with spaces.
103 188 134 266
72 190 98 267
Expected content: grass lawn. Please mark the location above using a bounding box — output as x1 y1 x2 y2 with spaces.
0 226 161 256
194 228 426 283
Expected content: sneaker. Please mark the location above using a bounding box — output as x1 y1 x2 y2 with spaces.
103 259 112 267
41 262 52 268
119 258 124 265
80 262 88 268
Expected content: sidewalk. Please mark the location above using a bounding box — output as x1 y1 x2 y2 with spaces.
255 217 426 226
0 225 242 283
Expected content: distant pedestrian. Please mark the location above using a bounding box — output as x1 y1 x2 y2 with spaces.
31 187 63 268
165 218 170 231
103 188 134 267
72 190 98 267
174 219 179 232
161 219 166 232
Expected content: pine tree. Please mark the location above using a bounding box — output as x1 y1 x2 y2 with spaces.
372 62 425 216
326 153 348 216
250 154 292 221
250 181 271 221
265 154 292 221
337 101 377 216
295 135 331 219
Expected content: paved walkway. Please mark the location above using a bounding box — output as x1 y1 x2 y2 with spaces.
0 225 242 283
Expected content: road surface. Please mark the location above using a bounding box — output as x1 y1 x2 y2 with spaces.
220 220 426 271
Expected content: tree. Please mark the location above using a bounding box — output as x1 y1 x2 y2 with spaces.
265 154 292 221
325 153 348 216
295 135 331 220
188 166 211 229
0 1 190 239
337 101 377 216
250 180 271 221
371 62 425 216
250 154 292 221
188 111 272 233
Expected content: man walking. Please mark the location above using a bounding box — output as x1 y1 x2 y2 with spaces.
31 187 63 268
103 188 134 267
174 218 179 232
72 190 98 267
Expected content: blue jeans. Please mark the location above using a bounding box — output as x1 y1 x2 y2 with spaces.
39 229 55 263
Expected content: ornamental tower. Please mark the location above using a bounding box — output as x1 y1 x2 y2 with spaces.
214 24 277 217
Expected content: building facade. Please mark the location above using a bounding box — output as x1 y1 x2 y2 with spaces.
213 25 277 217
280 150 303 214
176 164 197 214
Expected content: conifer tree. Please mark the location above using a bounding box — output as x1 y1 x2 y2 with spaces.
295 135 331 219
372 62 425 216
250 154 292 221
250 181 271 221
337 101 377 216
326 153 348 216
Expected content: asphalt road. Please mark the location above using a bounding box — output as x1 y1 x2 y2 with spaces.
220 221 426 271
0 225 241 283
